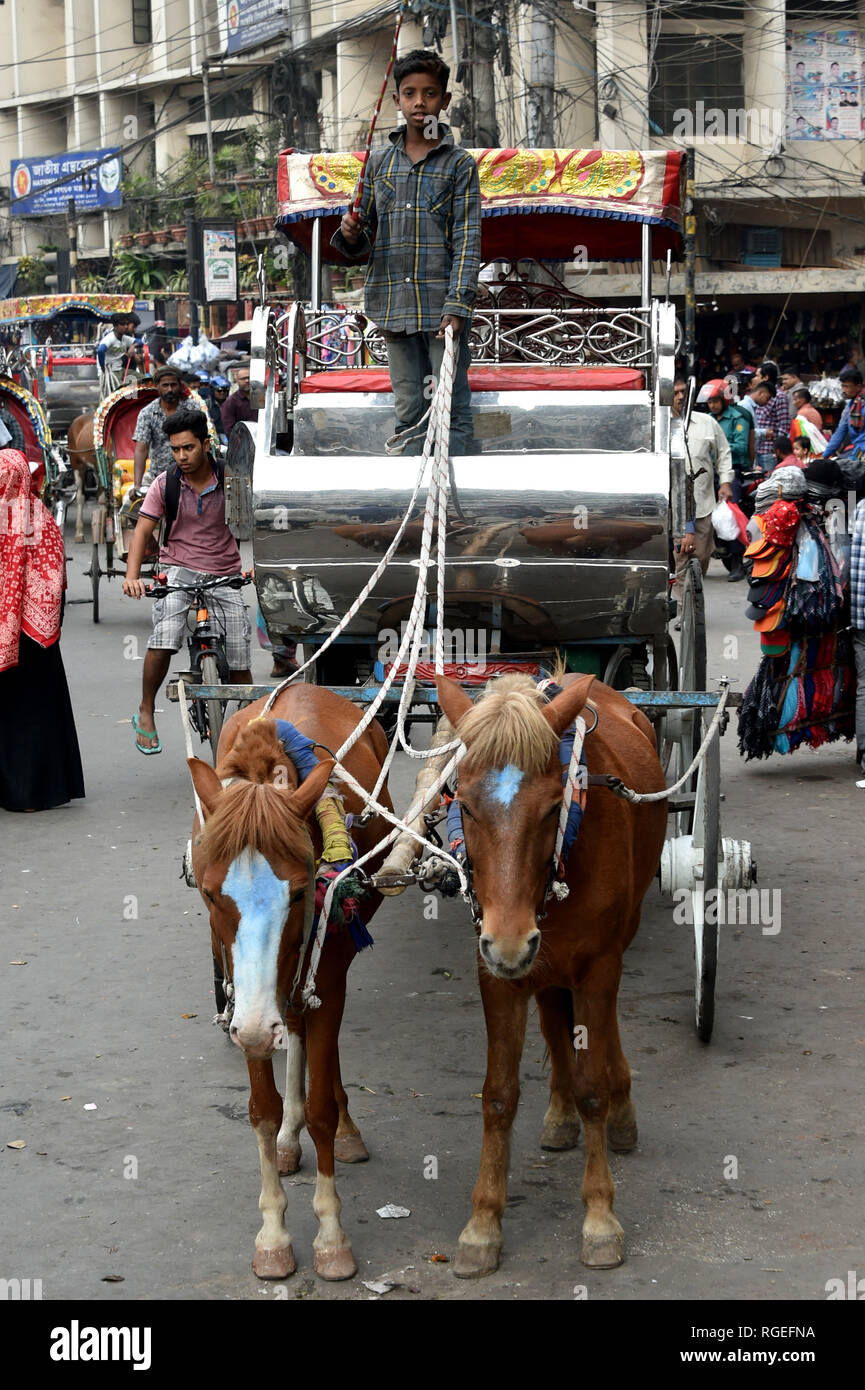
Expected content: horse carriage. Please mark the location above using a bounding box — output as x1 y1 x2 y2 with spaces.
190 145 755 1041
174 144 758 1282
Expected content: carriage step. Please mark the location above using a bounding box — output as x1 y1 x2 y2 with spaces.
666 793 696 811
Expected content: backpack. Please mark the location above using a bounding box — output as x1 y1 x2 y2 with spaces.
162 458 225 545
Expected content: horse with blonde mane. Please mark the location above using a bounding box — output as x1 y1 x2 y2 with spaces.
435 670 667 1275
188 685 392 1281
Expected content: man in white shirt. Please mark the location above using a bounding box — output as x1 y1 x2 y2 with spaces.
671 378 735 611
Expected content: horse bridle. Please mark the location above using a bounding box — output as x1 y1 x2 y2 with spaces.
455 698 599 929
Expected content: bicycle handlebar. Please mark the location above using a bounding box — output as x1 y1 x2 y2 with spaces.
145 573 252 598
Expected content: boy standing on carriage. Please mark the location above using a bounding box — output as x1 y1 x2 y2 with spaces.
332 49 481 455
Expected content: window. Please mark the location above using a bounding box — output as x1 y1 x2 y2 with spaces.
132 0 152 45
649 34 745 136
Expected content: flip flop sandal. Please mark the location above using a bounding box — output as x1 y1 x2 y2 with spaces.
132 713 162 755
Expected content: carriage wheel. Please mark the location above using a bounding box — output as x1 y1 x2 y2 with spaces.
90 542 101 624
201 653 225 765
692 714 721 1043
670 558 706 835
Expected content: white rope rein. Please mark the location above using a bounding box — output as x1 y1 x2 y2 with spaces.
606 683 730 804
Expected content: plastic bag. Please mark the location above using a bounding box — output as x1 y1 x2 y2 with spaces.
795 522 819 582
711 499 740 542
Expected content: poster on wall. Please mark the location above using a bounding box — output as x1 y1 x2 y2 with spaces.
201 223 238 304
786 27 863 139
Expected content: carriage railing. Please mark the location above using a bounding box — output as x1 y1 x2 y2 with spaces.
275 303 657 379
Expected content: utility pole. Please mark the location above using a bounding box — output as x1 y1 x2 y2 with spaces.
684 146 696 375
67 199 78 294
201 62 216 184
527 3 556 145
469 0 499 146
185 202 200 342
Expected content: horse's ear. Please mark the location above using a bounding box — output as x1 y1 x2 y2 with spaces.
288 758 335 822
188 757 225 820
436 675 472 730
542 675 597 737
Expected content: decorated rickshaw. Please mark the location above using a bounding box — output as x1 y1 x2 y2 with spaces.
85 380 218 622
181 145 756 1042
0 347 63 519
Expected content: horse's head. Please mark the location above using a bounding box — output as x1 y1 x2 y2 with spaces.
437 674 595 981
189 721 334 1059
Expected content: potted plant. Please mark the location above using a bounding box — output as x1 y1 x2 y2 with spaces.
169 224 186 242
152 229 172 246
114 250 166 296
118 233 135 249
134 230 155 248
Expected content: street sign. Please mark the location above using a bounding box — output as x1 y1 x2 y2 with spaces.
10 149 122 216
225 0 289 55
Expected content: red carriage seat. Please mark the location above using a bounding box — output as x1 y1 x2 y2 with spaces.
299 366 645 393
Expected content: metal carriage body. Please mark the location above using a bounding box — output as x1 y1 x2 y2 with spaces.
247 145 686 686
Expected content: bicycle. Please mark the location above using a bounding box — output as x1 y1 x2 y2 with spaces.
146 572 253 762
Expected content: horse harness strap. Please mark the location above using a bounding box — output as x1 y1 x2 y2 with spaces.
447 680 600 927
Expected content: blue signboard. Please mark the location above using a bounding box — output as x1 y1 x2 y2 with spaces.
10 148 123 216
226 0 289 55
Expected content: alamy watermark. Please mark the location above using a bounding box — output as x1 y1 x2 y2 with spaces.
672 103 784 143
673 887 781 936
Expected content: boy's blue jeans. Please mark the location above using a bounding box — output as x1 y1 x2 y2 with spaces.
384 327 474 456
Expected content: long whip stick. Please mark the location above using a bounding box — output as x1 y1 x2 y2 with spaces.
350 2 407 216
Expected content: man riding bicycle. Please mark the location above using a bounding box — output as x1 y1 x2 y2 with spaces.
122 403 252 755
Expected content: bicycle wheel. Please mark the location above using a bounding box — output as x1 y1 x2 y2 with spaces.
201 653 225 764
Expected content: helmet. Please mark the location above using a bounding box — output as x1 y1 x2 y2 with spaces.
696 378 732 405
211 374 229 389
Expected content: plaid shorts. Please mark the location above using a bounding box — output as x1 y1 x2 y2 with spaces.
148 566 252 668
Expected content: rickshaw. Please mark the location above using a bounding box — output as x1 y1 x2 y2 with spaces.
181 145 756 1042
85 381 218 622
0 349 63 520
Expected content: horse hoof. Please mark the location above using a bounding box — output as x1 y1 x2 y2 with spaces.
453 1239 502 1279
314 1246 357 1281
539 1117 581 1150
581 1231 624 1269
278 1144 302 1175
334 1134 369 1164
607 1120 638 1152
252 1244 296 1279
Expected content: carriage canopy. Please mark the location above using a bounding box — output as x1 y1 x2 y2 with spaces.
276 147 685 264
0 293 136 325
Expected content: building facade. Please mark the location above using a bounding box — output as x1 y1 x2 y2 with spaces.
0 0 862 369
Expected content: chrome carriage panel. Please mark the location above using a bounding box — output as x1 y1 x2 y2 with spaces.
253 450 669 647
293 389 653 458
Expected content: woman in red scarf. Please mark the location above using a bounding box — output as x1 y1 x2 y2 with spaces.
0 449 84 810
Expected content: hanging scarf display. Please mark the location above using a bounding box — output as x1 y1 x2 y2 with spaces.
738 494 855 760
0 448 66 672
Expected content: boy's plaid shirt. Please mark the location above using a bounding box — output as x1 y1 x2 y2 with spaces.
851 497 865 630
330 127 481 332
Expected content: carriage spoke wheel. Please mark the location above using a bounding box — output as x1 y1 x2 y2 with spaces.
90 543 101 624
669 557 706 836
691 715 721 1043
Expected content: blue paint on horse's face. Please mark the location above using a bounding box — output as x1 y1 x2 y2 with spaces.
223 849 291 1016
486 764 524 807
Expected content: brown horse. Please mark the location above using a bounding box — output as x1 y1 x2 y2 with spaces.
188 685 392 1280
65 412 96 543
435 671 668 1275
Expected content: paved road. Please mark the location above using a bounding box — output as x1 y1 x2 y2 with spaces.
2 527 863 1304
